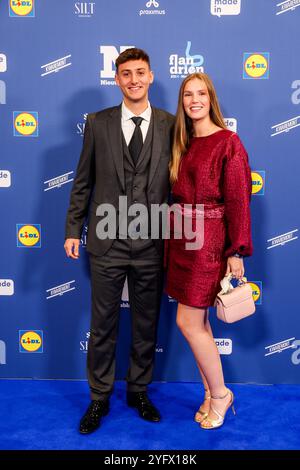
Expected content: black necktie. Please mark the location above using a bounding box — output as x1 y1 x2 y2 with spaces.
128 117 143 166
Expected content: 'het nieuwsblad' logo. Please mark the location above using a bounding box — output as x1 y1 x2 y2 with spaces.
9 0 35 17
243 53 269 79
249 281 262 305
16 224 41 248
13 112 38 137
19 330 43 353
251 171 265 196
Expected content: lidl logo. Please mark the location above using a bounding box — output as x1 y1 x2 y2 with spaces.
249 281 262 305
251 171 265 195
13 112 38 137
9 0 35 17
19 330 43 353
17 224 41 248
243 53 269 79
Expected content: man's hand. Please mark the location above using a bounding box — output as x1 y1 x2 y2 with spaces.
64 238 80 259
225 256 244 279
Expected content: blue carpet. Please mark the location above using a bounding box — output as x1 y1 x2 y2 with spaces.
0 380 299 450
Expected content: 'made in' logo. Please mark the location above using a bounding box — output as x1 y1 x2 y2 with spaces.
9 0 35 17
251 171 265 195
243 53 269 79
17 224 41 248
19 330 43 353
13 112 38 137
211 0 241 17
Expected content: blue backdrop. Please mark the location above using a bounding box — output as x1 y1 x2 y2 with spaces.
1 0 300 384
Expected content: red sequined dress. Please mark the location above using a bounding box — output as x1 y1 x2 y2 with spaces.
165 129 253 308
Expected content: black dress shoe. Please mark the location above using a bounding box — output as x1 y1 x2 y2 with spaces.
79 399 109 434
127 391 161 422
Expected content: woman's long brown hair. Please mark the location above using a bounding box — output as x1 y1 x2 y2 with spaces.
170 73 226 184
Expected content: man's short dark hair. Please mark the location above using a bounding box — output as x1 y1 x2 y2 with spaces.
115 48 151 71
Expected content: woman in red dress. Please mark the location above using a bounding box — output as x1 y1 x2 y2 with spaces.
166 73 253 429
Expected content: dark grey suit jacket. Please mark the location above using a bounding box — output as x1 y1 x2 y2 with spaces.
65 104 175 256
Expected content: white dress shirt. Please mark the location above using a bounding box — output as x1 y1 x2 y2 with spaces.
121 101 152 146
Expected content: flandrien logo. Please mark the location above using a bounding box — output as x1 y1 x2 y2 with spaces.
9 0 35 17
41 55 72 77
271 115 300 136
215 339 232 355
291 340 300 365
44 171 74 191
265 337 296 356
169 42 204 79
276 0 300 15
77 113 88 136
0 279 14 296
100 45 134 85
74 2 95 17
139 0 166 16
0 54 7 72
13 112 38 137
211 0 241 17
46 280 76 300
0 170 11 187
0 340 6 365
19 330 43 353
224 118 237 133
267 229 298 250
251 171 265 196
243 53 269 79
291 80 300 104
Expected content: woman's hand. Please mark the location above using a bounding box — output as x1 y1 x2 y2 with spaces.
226 256 244 279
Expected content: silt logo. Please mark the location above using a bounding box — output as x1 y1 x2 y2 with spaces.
19 330 43 353
13 112 38 137
243 53 269 79
9 0 35 17
17 224 41 248
251 171 265 195
249 281 262 305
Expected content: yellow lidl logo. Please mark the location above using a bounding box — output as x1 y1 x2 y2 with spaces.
14 112 38 137
17 224 41 247
9 0 35 17
243 53 269 79
249 281 262 305
19 331 43 353
251 171 265 195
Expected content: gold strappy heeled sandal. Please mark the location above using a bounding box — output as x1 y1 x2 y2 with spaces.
200 389 236 430
194 389 211 423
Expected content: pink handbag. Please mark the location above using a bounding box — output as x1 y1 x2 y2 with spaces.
215 274 256 323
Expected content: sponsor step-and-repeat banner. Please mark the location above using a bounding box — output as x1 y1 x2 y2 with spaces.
1 0 300 383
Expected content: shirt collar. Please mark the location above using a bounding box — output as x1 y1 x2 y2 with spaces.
121 101 152 122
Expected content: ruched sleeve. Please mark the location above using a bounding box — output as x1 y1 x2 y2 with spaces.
223 133 253 258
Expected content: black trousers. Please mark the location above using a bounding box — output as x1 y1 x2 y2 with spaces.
87 239 164 400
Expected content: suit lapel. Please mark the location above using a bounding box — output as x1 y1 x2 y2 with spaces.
148 107 165 190
107 105 125 191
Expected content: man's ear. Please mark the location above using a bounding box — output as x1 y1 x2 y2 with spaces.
150 71 154 84
115 73 120 86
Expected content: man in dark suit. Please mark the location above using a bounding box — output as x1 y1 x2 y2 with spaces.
64 48 174 434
